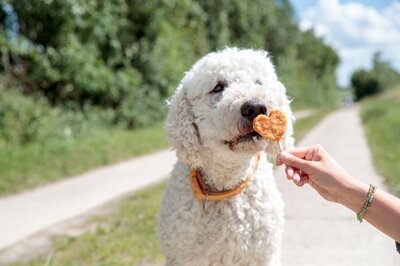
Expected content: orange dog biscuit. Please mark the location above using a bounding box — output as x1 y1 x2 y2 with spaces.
253 110 287 142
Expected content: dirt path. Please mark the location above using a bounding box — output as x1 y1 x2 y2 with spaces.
277 106 399 265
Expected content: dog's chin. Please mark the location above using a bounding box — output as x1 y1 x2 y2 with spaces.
224 132 267 153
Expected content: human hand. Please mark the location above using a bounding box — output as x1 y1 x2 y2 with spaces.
277 145 400 243
276 144 358 203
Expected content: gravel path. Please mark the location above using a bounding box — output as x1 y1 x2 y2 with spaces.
277 106 399 265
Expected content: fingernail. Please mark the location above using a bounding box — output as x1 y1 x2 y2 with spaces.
293 173 300 182
287 167 294 176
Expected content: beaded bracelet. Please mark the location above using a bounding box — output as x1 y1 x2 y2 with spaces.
357 184 377 223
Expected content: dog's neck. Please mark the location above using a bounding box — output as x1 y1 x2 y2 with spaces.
193 152 259 191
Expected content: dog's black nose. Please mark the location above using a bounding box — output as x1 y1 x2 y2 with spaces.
241 100 267 121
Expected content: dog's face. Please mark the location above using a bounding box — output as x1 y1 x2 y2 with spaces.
167 48 293 166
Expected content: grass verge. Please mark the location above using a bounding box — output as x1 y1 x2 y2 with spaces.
7 107 334 266
12 182 167 266
0 124 168 196
360 87 400 196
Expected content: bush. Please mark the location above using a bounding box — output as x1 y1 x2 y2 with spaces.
1 0 340 133
351 53 400 101
0 78 115 148
351 70 380 101
0 89 61 146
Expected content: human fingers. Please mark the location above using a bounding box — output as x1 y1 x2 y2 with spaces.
295 171 310 187
286 144 324 162
276 155 283 166
297 180 306 187
277 144 321 166
285 146 313 159
293 169 301 183
279 151 313 173
285 166 295 180
292 170 306 187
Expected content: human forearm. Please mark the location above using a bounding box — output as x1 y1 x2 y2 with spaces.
363 189 400 242
338 179 400 242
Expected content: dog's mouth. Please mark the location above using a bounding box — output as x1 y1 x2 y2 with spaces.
237 131 262 142
224 131 263 149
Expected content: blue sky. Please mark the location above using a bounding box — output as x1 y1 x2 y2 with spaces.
290 0 400 87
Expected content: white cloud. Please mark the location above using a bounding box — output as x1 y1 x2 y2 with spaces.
300 0 400 87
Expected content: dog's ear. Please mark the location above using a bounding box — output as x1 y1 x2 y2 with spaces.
166 84 201 167
266 81 295 157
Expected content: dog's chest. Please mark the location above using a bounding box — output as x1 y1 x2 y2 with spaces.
181 174 281 237
158 163 283 263
196 183 281 239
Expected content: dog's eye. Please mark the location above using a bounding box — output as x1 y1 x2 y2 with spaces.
210 81 227 94
256 80 263 85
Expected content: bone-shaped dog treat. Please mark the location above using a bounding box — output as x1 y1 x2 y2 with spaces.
253 109 287 143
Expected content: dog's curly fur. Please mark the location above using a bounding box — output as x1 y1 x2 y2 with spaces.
158 48 294 265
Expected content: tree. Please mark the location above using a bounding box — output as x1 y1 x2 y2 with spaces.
370 52 400 91
351 52 400 101
1 0 341 128
351 70 380 101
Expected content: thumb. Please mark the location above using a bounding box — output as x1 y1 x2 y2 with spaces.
279 151 312 172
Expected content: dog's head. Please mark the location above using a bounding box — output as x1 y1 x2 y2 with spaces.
166 48 294 167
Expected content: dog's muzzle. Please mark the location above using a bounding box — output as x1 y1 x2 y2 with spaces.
240 99 267 121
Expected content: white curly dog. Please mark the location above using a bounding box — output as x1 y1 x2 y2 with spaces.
159 48 294 265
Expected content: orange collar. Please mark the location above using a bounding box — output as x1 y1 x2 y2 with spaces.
190 154 260 202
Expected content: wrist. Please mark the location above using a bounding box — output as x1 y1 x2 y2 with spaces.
336 175 369 213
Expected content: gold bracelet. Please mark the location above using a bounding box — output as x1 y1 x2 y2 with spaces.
357 184 377 223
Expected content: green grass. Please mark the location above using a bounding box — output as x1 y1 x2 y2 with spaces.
7 107 333 266
13 182 167 266
360 87 400 196
0 124 168 196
